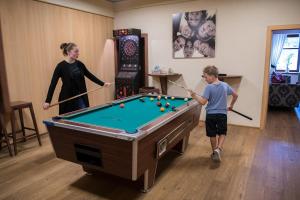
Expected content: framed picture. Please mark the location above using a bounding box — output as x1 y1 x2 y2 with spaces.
172 10 216 58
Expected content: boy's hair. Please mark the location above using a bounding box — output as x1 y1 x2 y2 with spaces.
203 65 218 77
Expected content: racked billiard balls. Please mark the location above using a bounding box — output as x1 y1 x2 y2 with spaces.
120 103 125 108
160 107 165 112
165 102 170 108
171 96 175 100
156 102 162 107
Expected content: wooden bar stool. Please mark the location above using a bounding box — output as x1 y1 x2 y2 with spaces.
9 101 42 155
0 114 13 156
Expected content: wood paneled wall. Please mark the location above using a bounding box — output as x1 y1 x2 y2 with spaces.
0 0 115 133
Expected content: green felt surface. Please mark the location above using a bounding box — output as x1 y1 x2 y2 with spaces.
64 96 191 133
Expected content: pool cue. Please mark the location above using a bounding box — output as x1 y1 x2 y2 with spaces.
168 80 189 90
168 80 253 120
49 83 114 108
168 80 202 96
231 109 253 120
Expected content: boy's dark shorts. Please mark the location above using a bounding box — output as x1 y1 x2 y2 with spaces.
205 114 227 137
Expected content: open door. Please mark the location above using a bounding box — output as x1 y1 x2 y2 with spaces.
261 24 300 129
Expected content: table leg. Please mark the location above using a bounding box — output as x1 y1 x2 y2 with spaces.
159 76 168 95
142 161 158 192
171 132 191 154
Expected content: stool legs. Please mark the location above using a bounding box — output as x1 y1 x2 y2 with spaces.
10 111 18 155
9 102 42 155
0 115 13 157
29 104 41 146
18 109 26 142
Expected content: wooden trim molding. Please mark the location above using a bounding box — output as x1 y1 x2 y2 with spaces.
0 19 11 116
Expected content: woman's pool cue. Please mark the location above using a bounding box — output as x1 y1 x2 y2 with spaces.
168 80 253 121
49 83 114 108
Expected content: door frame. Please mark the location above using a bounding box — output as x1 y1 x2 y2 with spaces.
260 24 300 129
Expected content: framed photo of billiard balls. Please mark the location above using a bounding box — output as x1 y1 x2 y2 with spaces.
157 138 168 158
172 10 216 58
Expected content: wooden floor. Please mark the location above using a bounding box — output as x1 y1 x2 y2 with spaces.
0 109 299 200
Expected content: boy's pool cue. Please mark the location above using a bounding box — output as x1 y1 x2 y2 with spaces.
49 83 114 108
168 80 202 96
168 80 189 90
168 80 253 120
230 109 253 120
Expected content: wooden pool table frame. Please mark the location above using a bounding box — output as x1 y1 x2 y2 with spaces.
44 95 201 192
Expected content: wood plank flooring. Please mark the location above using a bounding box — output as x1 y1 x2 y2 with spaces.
0 108 299 200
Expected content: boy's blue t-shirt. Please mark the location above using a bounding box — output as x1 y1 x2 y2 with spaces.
202 81 233 114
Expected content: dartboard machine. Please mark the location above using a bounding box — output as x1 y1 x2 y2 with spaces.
113 29 145 99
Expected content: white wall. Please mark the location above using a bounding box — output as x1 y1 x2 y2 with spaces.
114 0 300 128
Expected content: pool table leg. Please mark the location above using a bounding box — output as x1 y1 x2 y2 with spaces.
172 132 191 154
141 161 158 193
82 165 94 175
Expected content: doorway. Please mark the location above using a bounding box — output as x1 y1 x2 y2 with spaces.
261 24 300 129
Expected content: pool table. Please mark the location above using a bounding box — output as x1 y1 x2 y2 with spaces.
44 94 201 192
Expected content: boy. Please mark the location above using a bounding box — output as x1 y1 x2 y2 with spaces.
188 66 238 162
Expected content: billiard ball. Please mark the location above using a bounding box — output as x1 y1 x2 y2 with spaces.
171 96 175 100
160 107 165 112
150 97 154 101
157 95 161 100
164 96 168 100
156 102 162 107
139 98 145 102
120 103 125 108
184 98 188 101
171 106 176 111
165 102 170 108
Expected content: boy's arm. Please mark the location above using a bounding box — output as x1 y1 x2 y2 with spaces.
228 90 238 110
189 90 208 105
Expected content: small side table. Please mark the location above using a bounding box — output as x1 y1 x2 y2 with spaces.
147 73 181 95
218 75 242 82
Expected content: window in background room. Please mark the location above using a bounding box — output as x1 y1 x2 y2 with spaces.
276 34 300 72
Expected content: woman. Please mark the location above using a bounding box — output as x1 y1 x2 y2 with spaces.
43 42 111 114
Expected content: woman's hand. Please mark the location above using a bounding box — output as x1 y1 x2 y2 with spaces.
104 82 112 87
43 103 50 110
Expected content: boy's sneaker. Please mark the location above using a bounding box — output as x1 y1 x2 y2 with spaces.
210 152 218 162
213 148 221 162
